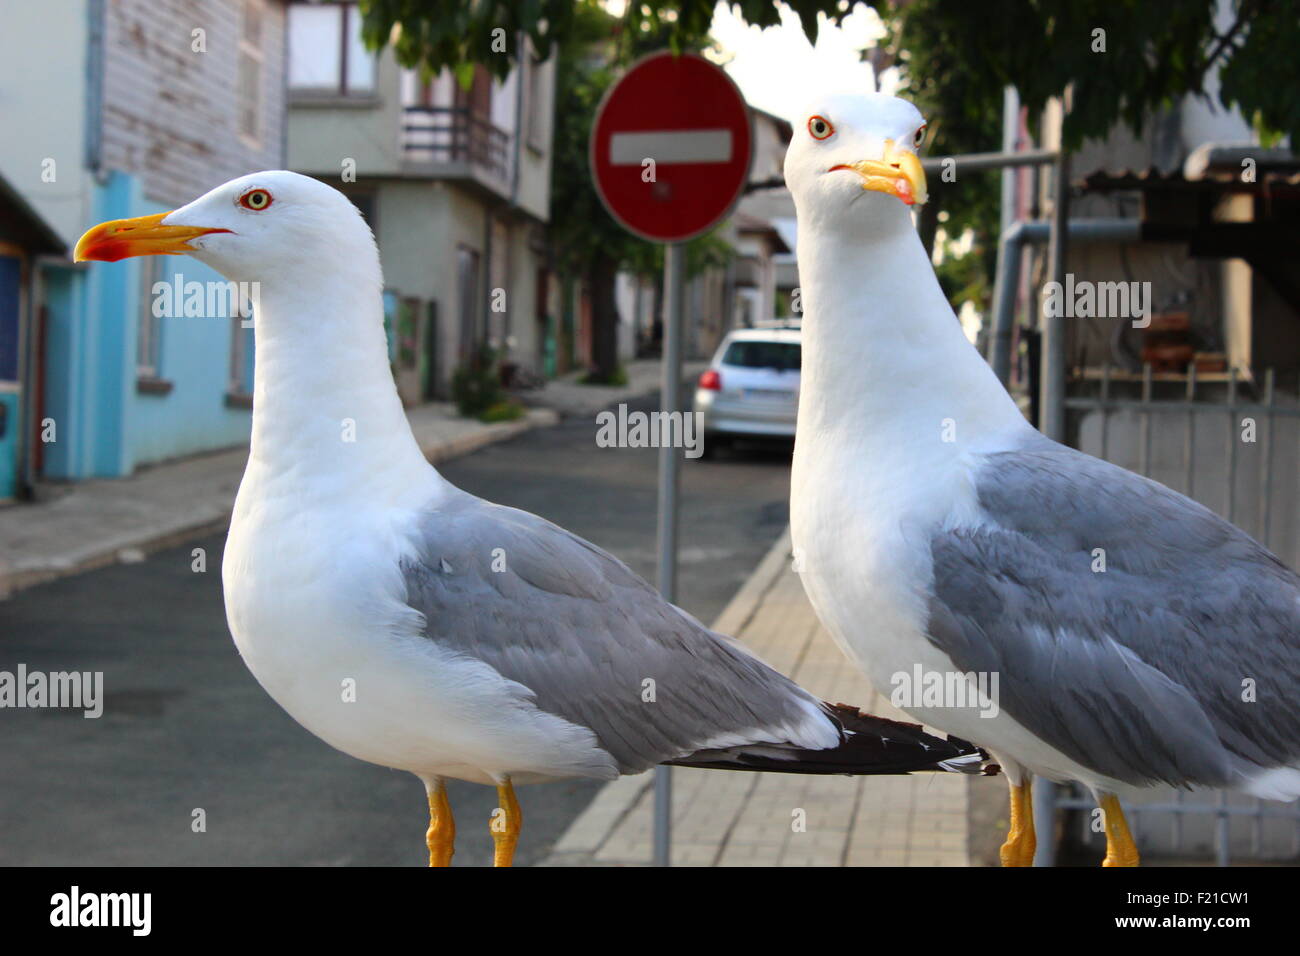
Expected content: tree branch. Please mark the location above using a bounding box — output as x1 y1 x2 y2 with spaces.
1204 0 1254 72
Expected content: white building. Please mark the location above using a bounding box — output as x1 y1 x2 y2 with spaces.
286 1 558 401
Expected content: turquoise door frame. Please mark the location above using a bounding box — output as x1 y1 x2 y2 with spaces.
0 251 23 499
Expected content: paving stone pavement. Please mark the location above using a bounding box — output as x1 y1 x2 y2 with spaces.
543 529 976 867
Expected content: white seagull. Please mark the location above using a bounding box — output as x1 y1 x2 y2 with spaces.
75 170 988 867
783 92 1300 867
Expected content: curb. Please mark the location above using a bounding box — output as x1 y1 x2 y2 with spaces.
0 407 561 600
424 407 558 463
518 363 709 422
0 515 235 599
539 527 794 866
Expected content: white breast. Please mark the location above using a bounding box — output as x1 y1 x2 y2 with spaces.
790 416 973 688
791 427 1149 793
221 469 616 786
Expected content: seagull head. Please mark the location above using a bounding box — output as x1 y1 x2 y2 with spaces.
74 170 378 286
783 91 929 230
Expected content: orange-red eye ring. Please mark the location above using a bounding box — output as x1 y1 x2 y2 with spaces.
808 115 834 140
239 188 273 211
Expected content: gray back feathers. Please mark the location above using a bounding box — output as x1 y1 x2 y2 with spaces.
400 491 828 774
926 432 1300 788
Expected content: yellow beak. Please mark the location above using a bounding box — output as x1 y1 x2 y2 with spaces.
831 138 928 206
74 211 232 263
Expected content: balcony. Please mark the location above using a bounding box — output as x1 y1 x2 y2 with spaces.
402 106 512 184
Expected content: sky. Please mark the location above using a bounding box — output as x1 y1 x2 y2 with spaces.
602 1 894 121
707 3 894 120
596 3 986 335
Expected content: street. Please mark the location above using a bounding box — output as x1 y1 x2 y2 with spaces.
0 395 793 866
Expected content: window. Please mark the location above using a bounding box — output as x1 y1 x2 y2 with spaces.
137 259 164 379
288 2 376 97
346 192 376 229
721 340 801 371
457 246 481 362
238 0 265 141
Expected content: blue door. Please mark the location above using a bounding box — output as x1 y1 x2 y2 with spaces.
0 254 22 499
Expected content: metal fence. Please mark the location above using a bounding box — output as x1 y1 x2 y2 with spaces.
1042 364 1300 865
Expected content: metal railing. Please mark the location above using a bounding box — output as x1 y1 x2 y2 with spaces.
402 106 512 180
1065 364 1298 563
1045 363 1300 865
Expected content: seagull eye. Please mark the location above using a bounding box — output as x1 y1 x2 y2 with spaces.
239 189 273 211
808 116 834 141
913 125 928 149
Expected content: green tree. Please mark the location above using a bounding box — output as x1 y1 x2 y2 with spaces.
360 1 864 80
362 0 1299 146
877 0 1299 315
884 0 1299 152
546 2 731 377
361 0 1299 351
363 0 731 380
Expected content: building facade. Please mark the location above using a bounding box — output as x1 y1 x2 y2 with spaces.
0 0 289 494
286 1 558 403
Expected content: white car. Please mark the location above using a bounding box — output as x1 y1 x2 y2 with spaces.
694 325 801 457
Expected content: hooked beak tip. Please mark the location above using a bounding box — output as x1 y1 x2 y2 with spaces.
74 212 231 263
830 140 928 206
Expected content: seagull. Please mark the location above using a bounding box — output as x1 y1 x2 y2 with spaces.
75 170 988 867
783 92 1300 867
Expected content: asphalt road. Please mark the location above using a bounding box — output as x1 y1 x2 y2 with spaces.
0 394 793 866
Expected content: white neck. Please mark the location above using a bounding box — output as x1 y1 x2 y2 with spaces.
243 267 440 507
794 201 1027 452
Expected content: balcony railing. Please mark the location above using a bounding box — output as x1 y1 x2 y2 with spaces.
402 106 512 181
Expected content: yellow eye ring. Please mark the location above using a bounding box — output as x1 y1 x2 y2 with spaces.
239 188 273 211
808 115 834 140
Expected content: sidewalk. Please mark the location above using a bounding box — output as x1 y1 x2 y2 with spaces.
521 358 707 418
0 358 698 599
542 529 981 867
0 403 557 598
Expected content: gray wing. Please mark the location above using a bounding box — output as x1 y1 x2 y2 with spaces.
926 432 1300 789
401 490 831 774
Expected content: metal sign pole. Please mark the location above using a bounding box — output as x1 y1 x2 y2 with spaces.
1034 95 1071 867
652 240 685 867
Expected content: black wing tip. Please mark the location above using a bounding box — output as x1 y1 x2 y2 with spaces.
666 701 999 777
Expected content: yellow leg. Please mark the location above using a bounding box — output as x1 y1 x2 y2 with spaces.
425 779 455 867
1000 778 1037 867
1100 793 1140 867
490 777 522 868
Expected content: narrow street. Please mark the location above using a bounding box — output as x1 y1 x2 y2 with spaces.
0 395 793 866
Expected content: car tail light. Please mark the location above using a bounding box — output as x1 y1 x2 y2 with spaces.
698 369 722 391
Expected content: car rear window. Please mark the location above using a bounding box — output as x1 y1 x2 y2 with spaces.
720 341 801 370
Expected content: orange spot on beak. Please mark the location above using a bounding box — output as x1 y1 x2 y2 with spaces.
829 139 928 206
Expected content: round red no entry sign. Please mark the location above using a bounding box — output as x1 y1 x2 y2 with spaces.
590 51 753 243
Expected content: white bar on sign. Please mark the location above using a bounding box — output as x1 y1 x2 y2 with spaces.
609 129 732 165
